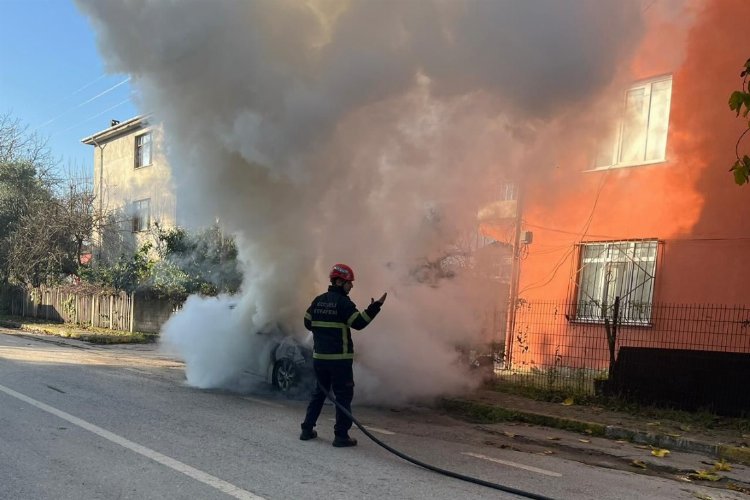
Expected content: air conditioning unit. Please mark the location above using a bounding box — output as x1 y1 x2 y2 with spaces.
520 231 533 245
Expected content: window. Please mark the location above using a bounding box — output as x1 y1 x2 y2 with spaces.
132 198 151 232
594 76 672 169
575 240 658 323
500 182 518 201
135 132 152 168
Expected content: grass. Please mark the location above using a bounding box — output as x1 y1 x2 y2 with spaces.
0 314 157 344
484 378 750 435
440 398 607 436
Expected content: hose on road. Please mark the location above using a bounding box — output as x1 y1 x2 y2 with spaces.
318 383 557 500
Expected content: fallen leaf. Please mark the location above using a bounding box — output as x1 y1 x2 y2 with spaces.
615 440 627 444
651 448 670 458
634 445 650 449
547 436 561 441
578 438 591 443
562 397 574 406
503 431 516 438
690 493 713 500
666 432 682 437
541 450 554 455
714 460 732 472
630 459 647 469
680 424 693 432
688 470 721 482
584 429 593 435
728 482 750 494
646 422 661 427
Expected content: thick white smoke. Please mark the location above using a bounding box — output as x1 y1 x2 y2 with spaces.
77 0 644 402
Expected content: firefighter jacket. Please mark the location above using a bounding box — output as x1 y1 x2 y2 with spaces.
304 285 382 360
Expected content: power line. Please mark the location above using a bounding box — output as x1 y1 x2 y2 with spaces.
50 98 135 138
523 221 750 243
66 74 108 100
518 170 612 295
33 77 132 132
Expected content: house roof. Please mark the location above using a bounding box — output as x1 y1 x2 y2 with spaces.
80 114 152 145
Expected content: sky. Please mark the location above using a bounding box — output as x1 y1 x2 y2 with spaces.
0 0 139 176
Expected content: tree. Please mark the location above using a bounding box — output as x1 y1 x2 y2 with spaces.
0 114 97 287
151 223 242 299
0 161 54 285
78 223 243 301
729 58 750 185
0 113 53 171
5 182 97 286
78 242 154 293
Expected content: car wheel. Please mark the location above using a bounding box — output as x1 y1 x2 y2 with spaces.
273 358 298 392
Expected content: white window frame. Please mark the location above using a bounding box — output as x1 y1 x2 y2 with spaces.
500 182 518 201
574 239 658 325
132 198 151 233
592 75 672 170
135 132 152 169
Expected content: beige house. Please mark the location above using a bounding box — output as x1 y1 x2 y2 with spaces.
82 116 178 263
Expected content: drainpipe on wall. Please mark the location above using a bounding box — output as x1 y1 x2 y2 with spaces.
90 138 107 261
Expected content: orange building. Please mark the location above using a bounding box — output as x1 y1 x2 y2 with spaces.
505 0 750 374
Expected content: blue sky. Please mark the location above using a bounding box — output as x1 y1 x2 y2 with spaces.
0 0 139 176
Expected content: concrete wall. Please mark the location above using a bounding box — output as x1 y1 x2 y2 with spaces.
133 295 176 334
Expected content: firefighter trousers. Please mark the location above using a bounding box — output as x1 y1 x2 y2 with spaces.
301 359 354 437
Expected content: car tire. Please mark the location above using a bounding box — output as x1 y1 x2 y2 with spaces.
273 358 298 392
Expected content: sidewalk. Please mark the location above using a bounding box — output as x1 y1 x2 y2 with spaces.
443 389 750 466
0 317 155 344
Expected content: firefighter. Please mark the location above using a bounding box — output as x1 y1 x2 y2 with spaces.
300 263 387 447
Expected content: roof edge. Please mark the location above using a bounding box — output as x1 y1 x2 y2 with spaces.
80 114 152 145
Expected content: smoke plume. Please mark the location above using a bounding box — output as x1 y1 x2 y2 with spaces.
77 0 644 402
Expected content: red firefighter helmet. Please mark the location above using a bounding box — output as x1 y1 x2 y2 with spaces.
329 263 355 282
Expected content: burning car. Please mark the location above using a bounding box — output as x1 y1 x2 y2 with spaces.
228 302 315 394
243 332 315 394
269 335 315 393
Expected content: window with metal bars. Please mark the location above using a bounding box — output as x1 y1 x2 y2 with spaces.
575 240 658 323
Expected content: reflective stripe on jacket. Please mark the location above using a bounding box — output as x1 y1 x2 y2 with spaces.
303 285 381 360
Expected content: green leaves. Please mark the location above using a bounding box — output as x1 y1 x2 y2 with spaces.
80 224 242 300
730 156 750 185
741 57 750 78
729 91 750 117
730 58 750 185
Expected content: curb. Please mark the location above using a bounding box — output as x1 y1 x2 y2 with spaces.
0 323 156 345
606 426 750 466
441 398 750 466
0 328 91 350
440 398 607 436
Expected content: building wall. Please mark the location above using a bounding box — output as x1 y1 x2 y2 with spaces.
517 1 750 305
508 0 750 368
91 123 177 261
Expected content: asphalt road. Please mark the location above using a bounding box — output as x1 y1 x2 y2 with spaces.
0 331 744 500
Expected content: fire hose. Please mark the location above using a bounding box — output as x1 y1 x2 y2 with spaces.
318 382 557 500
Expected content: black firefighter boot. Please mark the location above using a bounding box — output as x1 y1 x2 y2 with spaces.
299 428 318 441
332 435 357 447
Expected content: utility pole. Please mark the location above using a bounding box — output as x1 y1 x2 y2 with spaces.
503 181 524 369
